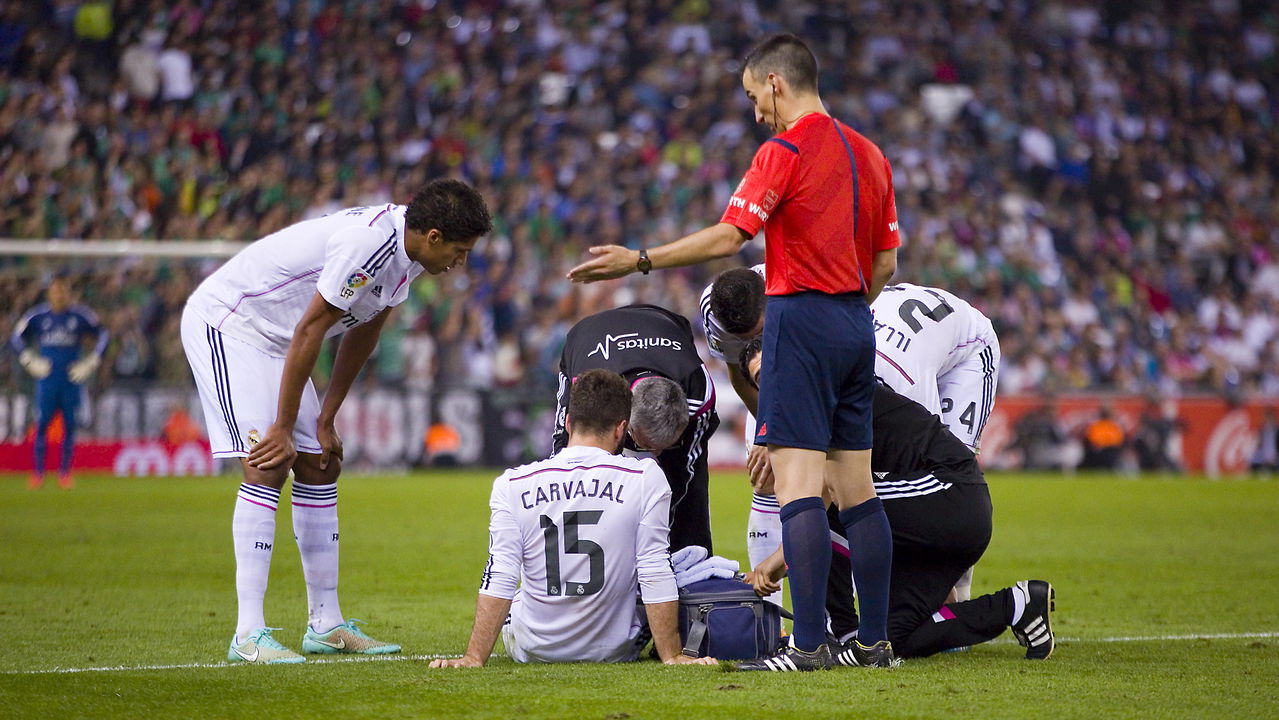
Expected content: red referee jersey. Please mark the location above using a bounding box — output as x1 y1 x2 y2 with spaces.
720 113 900 296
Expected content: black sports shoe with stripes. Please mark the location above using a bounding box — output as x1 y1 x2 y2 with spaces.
1010 580 1055 660
735 642 834 672
833 639 899 668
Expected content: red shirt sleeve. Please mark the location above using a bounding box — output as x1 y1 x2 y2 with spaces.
875 155 902 252
719 139 798 237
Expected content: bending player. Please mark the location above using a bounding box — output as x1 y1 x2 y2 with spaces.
553 304 719 552
703 270 999 599
11 276 108 490
182 180 491 663
741 342 1055 660
432 369 716 667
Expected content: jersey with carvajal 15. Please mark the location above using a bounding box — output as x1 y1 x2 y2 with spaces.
480 446 678 663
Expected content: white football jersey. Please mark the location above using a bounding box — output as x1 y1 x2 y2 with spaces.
699 263 765 364
480 445 678 663
871 283 1000 448
186 204 423 357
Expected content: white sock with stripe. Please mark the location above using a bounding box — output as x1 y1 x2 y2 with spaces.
1010 583 1028 625
747 493 784 607
292 482 343 633
233 483 280 642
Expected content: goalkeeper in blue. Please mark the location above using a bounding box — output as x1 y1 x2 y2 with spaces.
11 276 108 490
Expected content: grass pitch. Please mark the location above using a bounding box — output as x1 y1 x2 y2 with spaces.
1 470 1276 719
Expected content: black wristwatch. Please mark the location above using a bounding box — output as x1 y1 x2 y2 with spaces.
637 249 652 275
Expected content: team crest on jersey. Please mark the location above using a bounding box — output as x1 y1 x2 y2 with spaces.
762 189 779 212
246 429 262 446
346 271 372 289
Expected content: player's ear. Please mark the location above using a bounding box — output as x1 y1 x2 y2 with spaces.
613 420 629 453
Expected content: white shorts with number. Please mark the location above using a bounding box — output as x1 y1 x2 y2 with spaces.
180 306 322 458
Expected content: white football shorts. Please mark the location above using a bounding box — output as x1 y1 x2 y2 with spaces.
180 306 322 458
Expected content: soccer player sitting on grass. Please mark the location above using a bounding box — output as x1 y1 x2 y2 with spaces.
181 179 491 664
432 370 716 667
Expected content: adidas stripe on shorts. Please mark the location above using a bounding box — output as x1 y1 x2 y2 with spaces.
180 306 322 458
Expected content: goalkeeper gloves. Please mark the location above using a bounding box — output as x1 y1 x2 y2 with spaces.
69 355 100 383
19 349 51 379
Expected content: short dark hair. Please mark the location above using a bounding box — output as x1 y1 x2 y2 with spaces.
742 33 818 93
710 268 766 335
738 336 763 391
405 179 493 243
569 369 632 437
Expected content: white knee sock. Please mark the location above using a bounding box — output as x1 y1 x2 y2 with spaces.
954 566 974 602
233 483 280 641
292 482 343 633
747 493 785 607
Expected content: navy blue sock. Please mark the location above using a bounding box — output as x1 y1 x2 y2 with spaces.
61 416 76 473
839 497 893 645
780 496 832 652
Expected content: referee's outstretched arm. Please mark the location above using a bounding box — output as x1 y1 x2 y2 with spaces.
567 223 750 283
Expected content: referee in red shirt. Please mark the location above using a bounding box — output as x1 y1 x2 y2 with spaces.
569 33 900 670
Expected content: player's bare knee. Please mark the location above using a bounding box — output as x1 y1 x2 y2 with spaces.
239 458 291 490
293 453 341 485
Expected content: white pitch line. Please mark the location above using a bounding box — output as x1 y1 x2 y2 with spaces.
1 653 471 676
5 633 1277 676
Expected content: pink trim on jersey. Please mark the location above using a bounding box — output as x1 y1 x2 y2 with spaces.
392 274 408 296
948 336 990 356
936 606 957 621
217 269 322 330
691 371 716 419
875 349 915 385
508 463 645 482
368 204 392 227
830 540 851 559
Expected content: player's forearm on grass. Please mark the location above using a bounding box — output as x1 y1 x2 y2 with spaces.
319 309 390 422
649 223 751 270
727 365 759 417
646 600 688 662
866 248 897 305
461 593 512 665
276 304 341 429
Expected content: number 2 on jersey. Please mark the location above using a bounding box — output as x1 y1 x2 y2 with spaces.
898 296 954 333
540 511 605 597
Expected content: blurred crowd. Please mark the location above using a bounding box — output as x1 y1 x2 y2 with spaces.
1 0 1277 400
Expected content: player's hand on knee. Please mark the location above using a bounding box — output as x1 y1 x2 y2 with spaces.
19 350 51 379
429 655 484 668
747 445 775 494
247 424 296 470
317 422 343 470
664 654 717 666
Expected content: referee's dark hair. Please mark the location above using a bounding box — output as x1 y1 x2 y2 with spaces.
742 33 819 94
568 369 633 437
711 268 766 335
406 179 493 243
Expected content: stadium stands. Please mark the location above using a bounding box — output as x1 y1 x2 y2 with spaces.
1 0 1276 402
